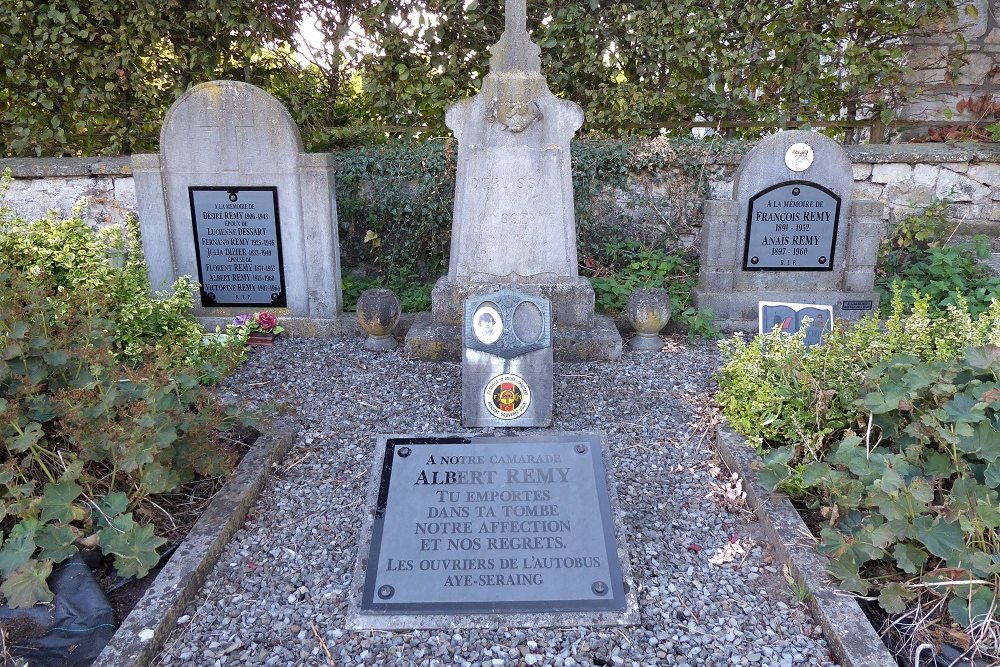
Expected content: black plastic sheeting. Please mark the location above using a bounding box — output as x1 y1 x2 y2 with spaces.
0 555 115 666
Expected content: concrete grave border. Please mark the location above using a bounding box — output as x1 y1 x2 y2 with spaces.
714 424 897 667
93 419 297 667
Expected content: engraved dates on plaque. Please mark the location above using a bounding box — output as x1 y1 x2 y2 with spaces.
189 187 287 307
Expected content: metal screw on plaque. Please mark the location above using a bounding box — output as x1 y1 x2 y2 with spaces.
592 581 608 596
819 256 827 264
398 447 411 458
751 257 759 265
378 585 395 599
575 444 587 454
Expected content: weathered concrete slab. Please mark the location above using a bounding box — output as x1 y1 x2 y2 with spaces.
93 420 296 667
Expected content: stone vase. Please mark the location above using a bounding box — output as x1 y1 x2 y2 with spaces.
356 288 401 351
625 288 672 351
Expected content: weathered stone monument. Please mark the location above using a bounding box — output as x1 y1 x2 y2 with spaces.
133 80 342 333
694 130 885 331
404 0 621 361
462 289 553 427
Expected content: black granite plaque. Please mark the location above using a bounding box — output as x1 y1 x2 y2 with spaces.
841 300 874 311
360 433 625 614
189 187 286 307
743 181 841 271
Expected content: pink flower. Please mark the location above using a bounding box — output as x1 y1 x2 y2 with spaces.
256 311 278 331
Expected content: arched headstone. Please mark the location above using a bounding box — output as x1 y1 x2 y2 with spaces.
133 80 342 332
695 130 885 331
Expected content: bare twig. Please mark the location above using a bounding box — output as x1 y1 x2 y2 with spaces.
311 622 336 667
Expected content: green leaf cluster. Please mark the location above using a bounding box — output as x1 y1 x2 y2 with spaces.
582 240 718 340
877 201 1000 318
353 0 957 139
335 137 733 337
0 178 243 607
719 288 1000 459
806 349 1000 635
0 0 301 157
1 0 959 156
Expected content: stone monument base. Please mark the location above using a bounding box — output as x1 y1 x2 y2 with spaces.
196 315 354 338
404 277 622 361
694 290 881 333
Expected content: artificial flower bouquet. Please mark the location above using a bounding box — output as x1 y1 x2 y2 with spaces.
226 311 285 340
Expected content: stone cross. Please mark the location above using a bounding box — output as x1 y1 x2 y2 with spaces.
199 93 255 172
491 0 540 72
505 0 526 35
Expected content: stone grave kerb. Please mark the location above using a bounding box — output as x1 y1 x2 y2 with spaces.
405 1 621 361
694 130 885 331
132 80 343 335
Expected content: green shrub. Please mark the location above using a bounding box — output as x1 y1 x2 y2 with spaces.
0 272 238 607
878 201 1000 317
0 182 245 606
342 272 434 313
583 240 718 339
0 184 243 377
718 287 1000 465
764 348 1000 654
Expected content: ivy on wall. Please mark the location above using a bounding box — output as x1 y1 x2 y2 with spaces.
336 136 746 281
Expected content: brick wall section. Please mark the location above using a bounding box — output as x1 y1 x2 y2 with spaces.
2 144 999 238
898 0 1000 131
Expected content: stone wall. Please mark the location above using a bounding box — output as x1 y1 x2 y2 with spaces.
899 0 1000 132
2 143 999 239
0 157 135 227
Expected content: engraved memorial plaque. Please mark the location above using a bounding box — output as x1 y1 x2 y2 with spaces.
359 433 627 615
743 181 840 271
189 187 286 307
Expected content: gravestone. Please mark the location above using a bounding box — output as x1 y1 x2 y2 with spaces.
132 80 342 334
694 130 885 331
463 289 553 427
404 0 622 362
347 433 638 630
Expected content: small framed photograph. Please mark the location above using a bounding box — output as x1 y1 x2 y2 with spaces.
473 304 503 345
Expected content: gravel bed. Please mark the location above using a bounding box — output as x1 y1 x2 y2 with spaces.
157 336 838 666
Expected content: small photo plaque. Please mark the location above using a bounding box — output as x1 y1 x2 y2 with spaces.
759 301 834 347
356 433 629 620
472 303 503 345
743 181 840 272
189 187 286 307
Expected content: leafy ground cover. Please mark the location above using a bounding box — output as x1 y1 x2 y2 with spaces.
716 202 1000 663
581 240 719 339
0 177 250 615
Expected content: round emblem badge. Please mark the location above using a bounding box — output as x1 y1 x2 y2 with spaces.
784 143 814 172
484 374 531 420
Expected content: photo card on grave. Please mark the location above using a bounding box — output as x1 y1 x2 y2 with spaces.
758 301 834 347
